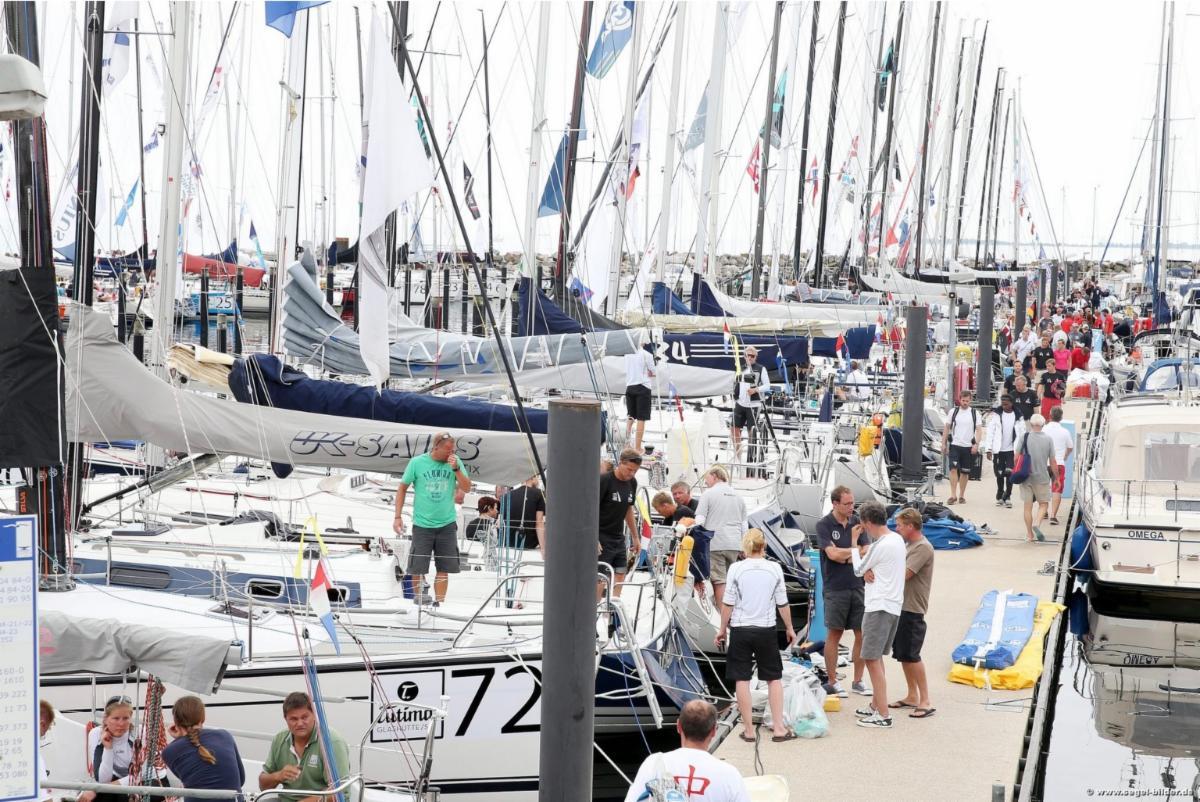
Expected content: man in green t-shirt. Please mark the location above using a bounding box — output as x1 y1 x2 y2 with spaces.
393 431 472 604
259 692 349 802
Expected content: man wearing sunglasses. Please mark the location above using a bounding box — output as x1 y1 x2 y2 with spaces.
394 431 472 605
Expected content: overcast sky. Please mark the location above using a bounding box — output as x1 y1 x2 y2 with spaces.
4 1 1194 267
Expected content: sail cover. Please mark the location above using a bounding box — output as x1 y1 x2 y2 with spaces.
455 355 733 398
690 274 888 323
39 608 238 694
0 265 64 467
282 264 641 377
64 305 546 482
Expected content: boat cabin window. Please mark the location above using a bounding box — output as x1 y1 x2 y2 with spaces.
1143 365 1200 392
1145 431 1200 482
109 566 172 590
245 579 285 599
325 586 349 604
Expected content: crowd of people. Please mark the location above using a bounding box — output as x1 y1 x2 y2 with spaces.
39 692 347 802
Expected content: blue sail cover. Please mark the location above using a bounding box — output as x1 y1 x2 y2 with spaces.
516 277 627 336
811 326 877 359
205 241 238 265
229 354 550 434
652 282 693 315
93 245 155 277
690 272 726 316
659 332 809 372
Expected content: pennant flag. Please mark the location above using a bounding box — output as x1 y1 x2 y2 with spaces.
265 1 328 37
746 140 762 194
722 319 732 353
568 275 594 305
537 111 587 217
463 164 481 220
682 87 708 153
586 1 636 79
623 94 650 199
249 221 267 268
809 157 819 203
309 558 342 655
143 128 160 153
114 179 138 227
878 40 896 110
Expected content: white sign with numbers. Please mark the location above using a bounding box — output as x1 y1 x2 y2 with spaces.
0 515 38 802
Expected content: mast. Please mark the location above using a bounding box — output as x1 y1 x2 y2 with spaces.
750 1 784 300
152 1 195 376
793 2 820 278
1151 1 1174 304
607 1 643 314
988 96 1011 264
874 2 906 277
134 17 150 264
269 11 310 352
1012 79 1020 267
696 2 729 279
936 29 964 268
316 8 328 270
913 2 941 277
952 22 987 260
482 10 494 310
811 1 847 287
71 0 105 307
384 1 407 289
521 3 550 333
1142 6 1166 262
857 3 885 271
972 67 1004 268
553 1 593 302
5 0 72 589
352 6 365 329
655 2 687 285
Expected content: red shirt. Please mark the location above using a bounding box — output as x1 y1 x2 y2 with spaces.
1070 347 1090 371
1102 313 1114 336
1060 318 1072 334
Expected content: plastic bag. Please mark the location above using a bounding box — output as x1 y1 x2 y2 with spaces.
785 678 829 738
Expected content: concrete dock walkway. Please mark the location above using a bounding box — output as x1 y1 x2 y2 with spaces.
714 401 1093 800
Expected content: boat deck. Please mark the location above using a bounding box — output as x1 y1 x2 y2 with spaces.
712 401 1092 800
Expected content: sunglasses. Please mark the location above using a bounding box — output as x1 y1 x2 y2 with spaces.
106 695 132 707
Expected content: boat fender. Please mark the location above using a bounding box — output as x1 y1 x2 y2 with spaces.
674 534 694 587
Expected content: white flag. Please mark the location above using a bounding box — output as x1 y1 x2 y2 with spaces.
359 17 435 387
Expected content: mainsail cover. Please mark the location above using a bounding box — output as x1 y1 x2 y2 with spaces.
690 274 888 323
282 264 640 377
64 305 546 482
455 355 733 398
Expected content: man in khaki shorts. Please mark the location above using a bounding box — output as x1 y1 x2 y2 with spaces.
1019 414 1058 543
691 466 746 608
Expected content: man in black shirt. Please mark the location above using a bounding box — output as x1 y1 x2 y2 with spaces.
815 485 872 698
651 492 694 527
1007 373 1038 421
598 448 642 598
1039 368 1066 420
501 476 546 551
1031 333 1055 374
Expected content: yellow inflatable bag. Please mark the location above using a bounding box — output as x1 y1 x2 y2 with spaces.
948 601 1065 690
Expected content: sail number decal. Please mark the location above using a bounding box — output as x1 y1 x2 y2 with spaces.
370 663 542 742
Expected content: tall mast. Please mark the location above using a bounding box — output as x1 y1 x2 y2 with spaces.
936 29 964 268
1151 1 1174 302
857 3 885 271
482 11 494 280
952 23 987 260
655 3 687 285
521 3 550 334
750 1 784 300
71 0 105 306
269 11 310 352
384 1 407 288
553 1 593 302
973 67 1004 267
134 17 150 262
152 1 195 375
988 96 1011 263
607 1 643 314
696 2 729 279
811 1 847 287
913 2 941 277
1011 80 1020 266
874 2 906 276
793 2 820 279
1142 4 1166 263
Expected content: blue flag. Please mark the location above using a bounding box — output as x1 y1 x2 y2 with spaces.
586 1 636 79
250 221 266 268
265 1 328 37
537 111 588 218
115 179 138 227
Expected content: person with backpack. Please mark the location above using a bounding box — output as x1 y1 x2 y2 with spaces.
984 394 1026 508
942 392 983 505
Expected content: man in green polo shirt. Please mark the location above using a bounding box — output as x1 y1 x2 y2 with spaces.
260 692 349 802
392 431 473 605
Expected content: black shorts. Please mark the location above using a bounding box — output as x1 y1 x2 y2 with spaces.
891 611 927 663
732 403 759 430
725 625 783 682
625 385 652 421
948 444 974 472
599 540 629 576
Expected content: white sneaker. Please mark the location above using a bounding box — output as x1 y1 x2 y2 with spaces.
856 712 893 729
852 680 872 696
828 682 848 698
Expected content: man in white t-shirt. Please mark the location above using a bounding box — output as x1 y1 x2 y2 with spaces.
850 501 907 729
941 391 983 505
730 347 771 459
1042 405 1075 526
624 349 656 452
624 700 749 802
844 361 871 401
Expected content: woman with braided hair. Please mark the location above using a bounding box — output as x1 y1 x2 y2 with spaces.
163 696 246 797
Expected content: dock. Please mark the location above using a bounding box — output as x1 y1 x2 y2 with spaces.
714 400 1093 800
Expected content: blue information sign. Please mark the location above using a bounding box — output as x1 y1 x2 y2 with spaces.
0 515 38 802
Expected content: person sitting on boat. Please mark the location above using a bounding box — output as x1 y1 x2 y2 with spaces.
670 481 696 511
393 431 472 606
77 696 167 802
624 701 751 802
164 696 245 799
651 491 694 528
260 692 349 802
465 496 499 542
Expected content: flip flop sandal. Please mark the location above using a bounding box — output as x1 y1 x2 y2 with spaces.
738 732 757 743
888 701 916 709
909 708 937 719
771 732 798 743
